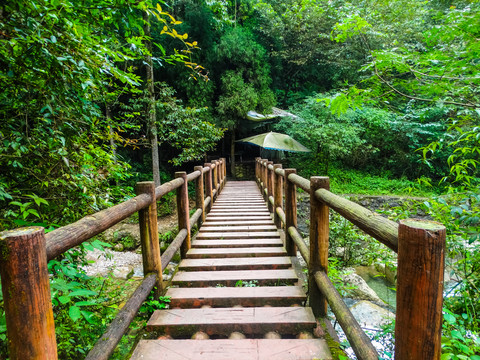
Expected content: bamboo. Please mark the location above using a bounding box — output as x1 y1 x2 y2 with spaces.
273 164 283 229
85 273 156 360
175 172 190 258
267 161 274 213
194 166 205 227
204 163 213 213
315 271 379 360
395 219 445 360
136 182 163 296
309 177 330 317
0 227 57 360
284 169 297 256
315 188 398 252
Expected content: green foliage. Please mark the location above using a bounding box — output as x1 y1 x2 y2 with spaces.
442 309 480 360
235 280 258 287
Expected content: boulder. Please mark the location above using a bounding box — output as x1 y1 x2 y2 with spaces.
342 270 383 303
348 300 395 330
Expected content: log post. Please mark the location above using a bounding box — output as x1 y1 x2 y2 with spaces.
262 159 268 200
194 166 205 227
267 161 274 213
273 164 283 229
0 227 58 360
284 169 297 256
395 219 446 360
212 161 218 196
136 182 163 296
204 163 213 213
255 157 261 183
309 177 330 317
175 172 191 258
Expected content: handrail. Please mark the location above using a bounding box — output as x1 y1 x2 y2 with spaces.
0 158 227 360
255 157 446 360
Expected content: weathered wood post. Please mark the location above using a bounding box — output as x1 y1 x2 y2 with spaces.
204 163 213 213
255 157 261 183
175 172 191 258
222 157 227 186
273 164 283 229
309 177 330 317
194 166 205 227
212 160 218 197
267 161 274 213
136 182 163 296
395 219 446 360
0 227 58 360
284 169 297 256
262 159 268 201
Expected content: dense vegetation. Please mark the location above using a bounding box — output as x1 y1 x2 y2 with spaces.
0 0 479 358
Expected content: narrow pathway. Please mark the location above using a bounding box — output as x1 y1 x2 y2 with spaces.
131 181 332 359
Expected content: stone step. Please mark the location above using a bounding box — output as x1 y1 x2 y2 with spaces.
146 307 316 336
172 269 298 287
131 339 333 360
178 256 292 271
167 286 306 308
186 247 287 259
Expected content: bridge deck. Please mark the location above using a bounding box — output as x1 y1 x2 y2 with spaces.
130 181 333 359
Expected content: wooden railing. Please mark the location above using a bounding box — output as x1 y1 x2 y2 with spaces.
256 158 446 360
0 158 227 360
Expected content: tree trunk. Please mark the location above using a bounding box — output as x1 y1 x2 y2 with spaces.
143 11 161 187
230 130 235 177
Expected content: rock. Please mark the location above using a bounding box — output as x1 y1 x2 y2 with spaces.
113 266 133 279
297 332 314 339
264 331 281 339
342 270 383 303
113 243 124 252
191 331 209 340
229 332 246 340
348 300 395 330
374 263 397 284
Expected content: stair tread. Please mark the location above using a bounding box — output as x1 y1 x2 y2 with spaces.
178 256 292 271
146 307 316 335
131 339 332 360
172 269 298 284
167 286 306 308
187 247 287 258
199 225 278 232
204 220 275 226
191 239 283 248
197 232 280 239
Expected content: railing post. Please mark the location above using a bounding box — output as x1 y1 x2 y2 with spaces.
255 157 261 184
136 181 163 296
175 172 191 258
212 160 218 196
267 161 274 213
194 166 205 227
284 168 297 256
262 159 268 200
395 219 446 360
204 163 213 213
0 227 58 360
273 164 283 229
309 177 330 317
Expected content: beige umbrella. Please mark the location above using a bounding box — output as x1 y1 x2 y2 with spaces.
238 131 310 153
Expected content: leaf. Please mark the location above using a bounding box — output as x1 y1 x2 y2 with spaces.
68 306 81 322
69 289 97 297
58 295 70 304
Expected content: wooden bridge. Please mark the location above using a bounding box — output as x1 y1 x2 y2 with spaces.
0 158 446 360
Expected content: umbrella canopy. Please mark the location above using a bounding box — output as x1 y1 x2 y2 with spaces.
238 131 311 153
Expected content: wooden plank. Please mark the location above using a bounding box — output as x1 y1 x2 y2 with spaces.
131 339 333 360
205 215 273 221
191 239 283 248
187 247 287 258
198 225 278 232
208 209 270 213
204 220 275 226
178 256 292 271
172 269 298 287
167 286 306 308
146 307 316 336
196 232 280 239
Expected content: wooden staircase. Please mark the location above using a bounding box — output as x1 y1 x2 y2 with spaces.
130 181 333 359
